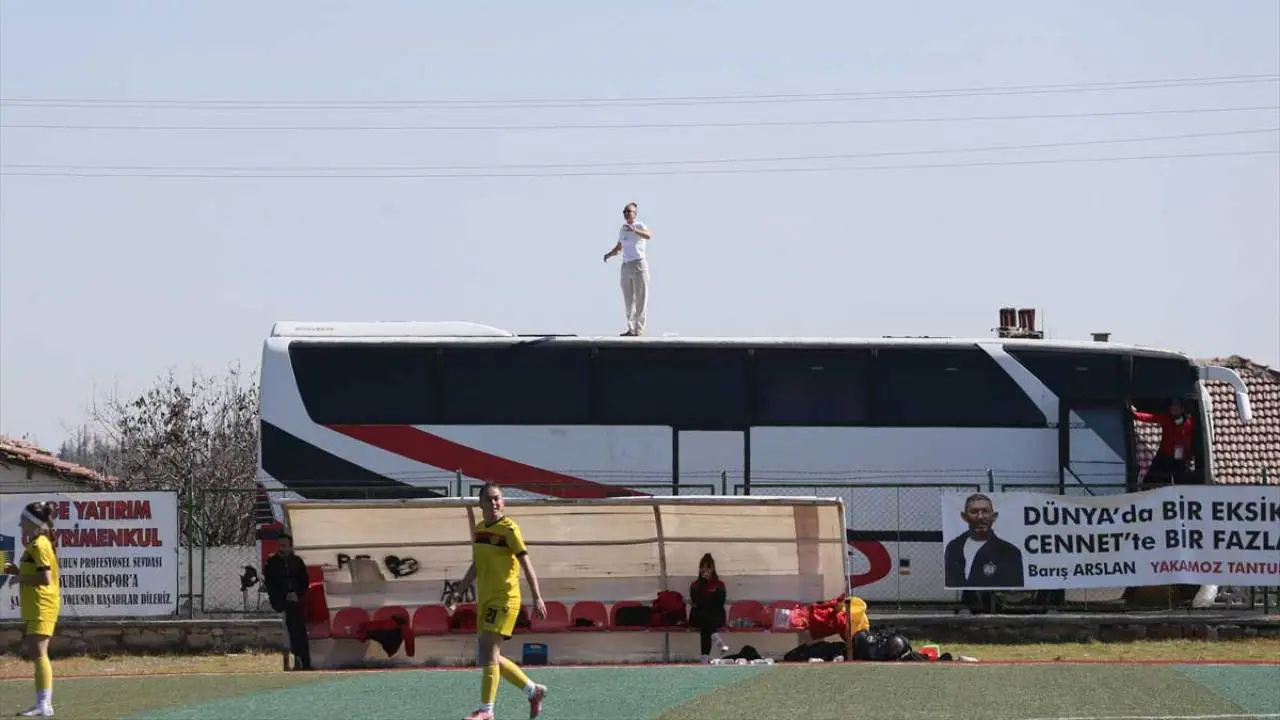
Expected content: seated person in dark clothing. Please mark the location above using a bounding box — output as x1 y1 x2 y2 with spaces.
263 532 312 670
688 553 729 663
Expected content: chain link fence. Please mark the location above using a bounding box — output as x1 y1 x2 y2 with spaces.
166 468 1277 617
735 478 984 608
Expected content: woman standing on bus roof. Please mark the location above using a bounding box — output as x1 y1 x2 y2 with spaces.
3 501 62 717
602 201 653 337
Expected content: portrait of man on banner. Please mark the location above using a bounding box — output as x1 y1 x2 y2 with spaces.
944 493 1025 588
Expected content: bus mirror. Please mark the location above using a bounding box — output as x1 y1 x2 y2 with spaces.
1234 389 1253 424
1199 364 1253 424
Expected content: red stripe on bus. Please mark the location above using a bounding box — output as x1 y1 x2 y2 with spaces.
327 424 645 499
849 539 893 588
326 424 886 590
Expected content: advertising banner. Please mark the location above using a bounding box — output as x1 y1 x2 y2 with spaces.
940 485 1280 590
1 492 179 618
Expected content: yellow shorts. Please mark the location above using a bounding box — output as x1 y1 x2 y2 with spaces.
24 616 57 637
477 598 521 639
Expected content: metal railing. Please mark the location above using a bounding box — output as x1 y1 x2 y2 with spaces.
176 473 1274 618
9 467 1273 621
465 482 717 499
732 476 1277 614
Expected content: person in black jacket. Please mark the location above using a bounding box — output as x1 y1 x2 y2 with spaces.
944 494 1025 588
264 532 312 670
688 553 729 663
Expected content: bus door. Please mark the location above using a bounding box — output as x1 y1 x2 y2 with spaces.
1058 400 1129 497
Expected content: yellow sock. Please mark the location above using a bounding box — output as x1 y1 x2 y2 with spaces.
481 663 499 706
499 656 532 690
35 655 53 704
35 656 52 692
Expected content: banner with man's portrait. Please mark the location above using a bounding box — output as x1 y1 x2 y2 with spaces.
940 486 1279 591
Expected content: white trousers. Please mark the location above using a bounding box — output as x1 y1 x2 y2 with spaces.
621 259 649 334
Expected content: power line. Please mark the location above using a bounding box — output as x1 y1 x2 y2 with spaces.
4 150 1274 179
3 74 1276 110
6 127 1274 173
3 105 1277 132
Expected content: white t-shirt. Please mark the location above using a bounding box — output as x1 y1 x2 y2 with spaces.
619 221 648 262
962 537 987 578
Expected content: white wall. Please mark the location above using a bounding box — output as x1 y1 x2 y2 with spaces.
0 463 86 494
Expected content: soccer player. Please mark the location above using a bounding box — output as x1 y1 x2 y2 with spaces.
446 483 549 720
3 501 62 717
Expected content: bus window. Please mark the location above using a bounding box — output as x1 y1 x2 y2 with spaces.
1130 355 1198 399
753 349 870 425
440 346 591 424
594 347 748 430
1007 348 1124 401
290 343 440 425
872 348 1044 427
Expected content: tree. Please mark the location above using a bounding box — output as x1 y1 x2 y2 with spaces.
66 365 260 546
57 426 115 469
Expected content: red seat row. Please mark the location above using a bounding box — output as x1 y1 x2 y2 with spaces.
307 599 803 639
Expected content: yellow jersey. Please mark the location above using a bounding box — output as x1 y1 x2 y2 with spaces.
19 534 60 621
472 516 527 605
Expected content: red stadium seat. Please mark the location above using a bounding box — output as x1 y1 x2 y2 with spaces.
411 605 451 636
728 600 768 631
514 606 532 633
567 601 608 631
609 601 650 630
765 601 801 632
529 601 569 633
649 591 688 630
450 603 477 633
330 608 369 638
373 606 410 625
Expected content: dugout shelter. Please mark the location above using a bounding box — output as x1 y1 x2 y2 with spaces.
279 495 851 667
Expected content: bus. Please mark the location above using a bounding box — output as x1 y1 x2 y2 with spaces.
255 319 1253 604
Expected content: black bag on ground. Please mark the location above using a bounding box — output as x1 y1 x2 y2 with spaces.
782 640 845 662
721 645 761 662
852 627 952 662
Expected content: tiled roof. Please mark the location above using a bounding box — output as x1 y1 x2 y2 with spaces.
1202 356 1280 484
1134 357 1280 485
0 436 116 487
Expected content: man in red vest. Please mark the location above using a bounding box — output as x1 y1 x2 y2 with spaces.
1132 399 1195 486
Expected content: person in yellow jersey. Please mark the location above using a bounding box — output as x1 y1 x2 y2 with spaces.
446 483 549 720
3 501 62 718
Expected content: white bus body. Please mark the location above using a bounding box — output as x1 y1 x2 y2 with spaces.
256 321 1251 603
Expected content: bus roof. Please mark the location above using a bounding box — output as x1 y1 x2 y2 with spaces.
268 321 1192 360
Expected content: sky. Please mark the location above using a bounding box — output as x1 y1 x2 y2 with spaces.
1 1 1278 449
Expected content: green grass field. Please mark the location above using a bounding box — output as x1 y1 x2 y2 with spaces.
2 660 1277 720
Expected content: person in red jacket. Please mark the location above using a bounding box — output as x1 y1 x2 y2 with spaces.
1132 399 1196 486
688 553 729 663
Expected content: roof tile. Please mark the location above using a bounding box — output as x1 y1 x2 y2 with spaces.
0 436 116 487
